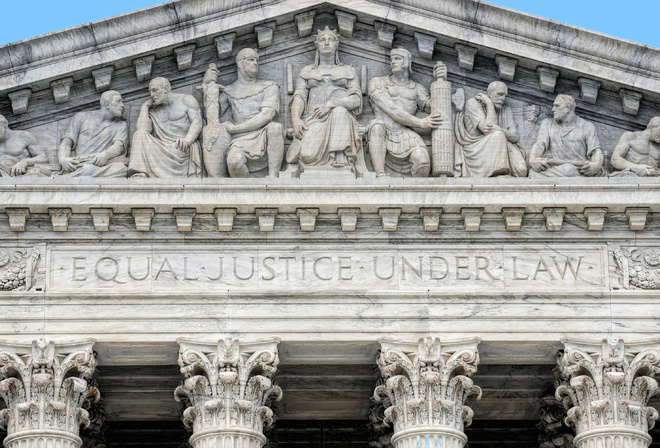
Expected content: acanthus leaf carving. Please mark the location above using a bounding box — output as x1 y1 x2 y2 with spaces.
375 337 481 448
556 339 660 448
0 339 98 448
176 338 282 448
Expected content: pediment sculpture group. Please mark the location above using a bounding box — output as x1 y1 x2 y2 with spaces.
2 27 659 180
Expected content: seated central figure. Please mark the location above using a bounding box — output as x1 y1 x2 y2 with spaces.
287 27 368 176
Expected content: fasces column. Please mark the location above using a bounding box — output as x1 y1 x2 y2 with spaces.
0 339 99 448
375 337 482 448
556 339 660 448
175 338 282 448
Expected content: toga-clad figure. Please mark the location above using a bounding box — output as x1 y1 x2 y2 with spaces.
455 81 527 177
529 94 604 177
287 27 369 176
202 48 284 178
58 90 128 178
129 77 203 178
367 47 444 177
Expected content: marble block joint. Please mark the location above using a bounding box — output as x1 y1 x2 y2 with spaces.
0 339 99 448
175 338 282 448
375 337 482 448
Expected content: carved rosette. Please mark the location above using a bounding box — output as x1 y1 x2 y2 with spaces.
0 339 99 448
175 338 283 448
374 337 482 448
556 339 660 448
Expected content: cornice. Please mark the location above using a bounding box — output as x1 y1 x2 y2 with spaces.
0 0 658 97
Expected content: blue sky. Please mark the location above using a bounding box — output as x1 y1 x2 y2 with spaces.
0 1 657 48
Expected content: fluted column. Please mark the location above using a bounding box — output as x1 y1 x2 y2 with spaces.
175 338 282 448
374 337 482 448
0 338 99 448
556 339 660 448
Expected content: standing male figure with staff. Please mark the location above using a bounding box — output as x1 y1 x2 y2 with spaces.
367 47 445 178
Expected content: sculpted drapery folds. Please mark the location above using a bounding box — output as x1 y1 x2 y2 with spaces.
129 77 203 178
367 47 444 178
57 90 129 178
610 116 660 177
287 27 369 177
455 81 528 178
529 94 605 177
202 49 284 178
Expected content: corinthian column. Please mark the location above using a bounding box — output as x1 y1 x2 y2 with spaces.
0 339 99 448
374 337 482 448
556 339 660 448
175 338 282 448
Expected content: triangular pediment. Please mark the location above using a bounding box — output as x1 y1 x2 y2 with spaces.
0 0 658 132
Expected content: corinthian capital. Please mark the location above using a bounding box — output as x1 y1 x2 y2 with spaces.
374 337 481 448
556 338 660 448
175 338 282 448
0 339 98 448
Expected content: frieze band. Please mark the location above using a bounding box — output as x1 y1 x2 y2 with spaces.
1 28 658 181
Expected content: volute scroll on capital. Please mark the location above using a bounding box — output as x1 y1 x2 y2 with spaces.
174 337 282 448
0 338 99 448
555 338 660 448
374 337 482 436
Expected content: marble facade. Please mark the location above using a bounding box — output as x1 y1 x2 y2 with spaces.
0 0 659 447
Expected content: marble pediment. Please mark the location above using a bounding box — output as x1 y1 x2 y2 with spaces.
0 0 658 132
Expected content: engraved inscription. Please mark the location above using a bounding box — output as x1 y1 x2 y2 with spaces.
48 245 606 293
